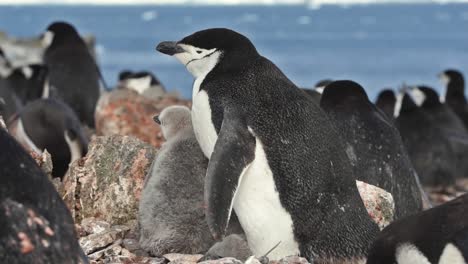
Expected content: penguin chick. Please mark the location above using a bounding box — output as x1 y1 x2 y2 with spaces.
139 105 248 258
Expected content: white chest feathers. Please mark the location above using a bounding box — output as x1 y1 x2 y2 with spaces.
233 135 300 260
191 76 218 158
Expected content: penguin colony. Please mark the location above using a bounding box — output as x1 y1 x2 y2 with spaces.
1 22 468 264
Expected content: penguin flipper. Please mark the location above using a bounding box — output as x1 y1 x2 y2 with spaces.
205 109 256 240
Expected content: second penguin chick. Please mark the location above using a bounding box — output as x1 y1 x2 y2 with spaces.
138 105 249 258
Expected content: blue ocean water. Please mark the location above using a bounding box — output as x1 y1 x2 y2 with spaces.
0 4 467 99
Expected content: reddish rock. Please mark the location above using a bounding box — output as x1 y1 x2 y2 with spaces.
95 89 190 148
356 180 395 230
61 135 157 225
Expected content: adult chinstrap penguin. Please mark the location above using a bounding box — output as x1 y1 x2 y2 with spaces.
139 105 249 259
320 80 423 219
42 21 103 128
410 85 468 178
157 28 379 262
366 193 468 264
394 90 456 187
0 127 87 263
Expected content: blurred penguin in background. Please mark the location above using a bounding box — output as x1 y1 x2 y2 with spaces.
41 21 104 128
118 70 166 100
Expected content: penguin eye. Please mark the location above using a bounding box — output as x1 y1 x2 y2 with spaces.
196 50 202 54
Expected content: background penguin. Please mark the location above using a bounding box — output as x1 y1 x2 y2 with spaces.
320 80 423 219
366 193 468 264
117 70 166 99
440 69 468 130
42 21 103 128
6 64 49 104
0 47 12 77
12 98 88 179
157 28 379 262
410 85 468 178
139 105 249 259
375 89 397 120
0 127 87 263
0 78 22 125
302 79 332 102
395 91 457 187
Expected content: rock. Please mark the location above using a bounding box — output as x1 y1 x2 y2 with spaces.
81 217 111 235
356 180 395 230
270 256 310 264
62 135 157 224
29 149 53 180
79 225 129 255
163 253 203 264
198 257 243 264
95 89 190 148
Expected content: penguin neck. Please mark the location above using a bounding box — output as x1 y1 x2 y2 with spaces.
446 79 466 104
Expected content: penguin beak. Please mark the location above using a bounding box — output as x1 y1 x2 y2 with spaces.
156 41 185 56
153 115 161 125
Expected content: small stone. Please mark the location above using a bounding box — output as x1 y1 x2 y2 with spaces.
79 226 128 255
198 257 243 264
163 253 203 263
81 217 111 235
122 238 141 252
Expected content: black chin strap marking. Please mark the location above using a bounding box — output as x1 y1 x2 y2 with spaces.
185 49 218 67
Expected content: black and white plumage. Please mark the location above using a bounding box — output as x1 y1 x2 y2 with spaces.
410 86 468 178
0 127 87 263
139 105 248 259
7 64 49 104
157 28 378 262
394 91 457 187
13 98 88 179
117 70 166 99
42 21 102 128
366 193 468 264
320 80 423 219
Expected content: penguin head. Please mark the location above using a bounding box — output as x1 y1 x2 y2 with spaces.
118 70 133 81
411 86 440 107
314 79 333 94
320 80 370 109
156 28 258 78
376 90 396 106
375 89 396 118
42 21 81 49
134 71 161 86
154 105 192 140
439 69 465 102
9 64 49 102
